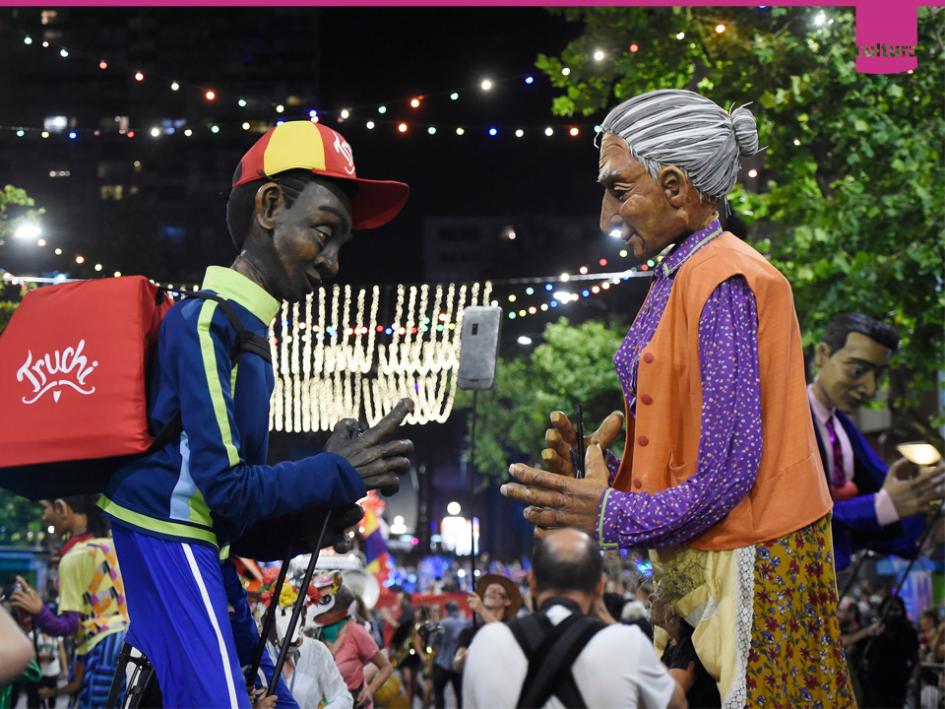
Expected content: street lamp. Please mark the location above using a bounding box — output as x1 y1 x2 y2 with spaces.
13 221 41 242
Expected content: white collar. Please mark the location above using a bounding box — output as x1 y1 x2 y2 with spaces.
808 383 835 425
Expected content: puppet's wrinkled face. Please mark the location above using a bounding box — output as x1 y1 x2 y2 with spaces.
598 134 689 261
254 179 353 304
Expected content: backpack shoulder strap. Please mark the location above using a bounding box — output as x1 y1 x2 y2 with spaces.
148 291 272 451
509 613 553 660
190 291 272 364
516 613 607 709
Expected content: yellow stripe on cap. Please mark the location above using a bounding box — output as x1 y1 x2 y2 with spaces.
263 122 326 177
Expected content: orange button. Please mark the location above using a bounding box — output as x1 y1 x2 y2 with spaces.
643 352 654 363
640 394 653 405
633 479 643 489
638 435 649 447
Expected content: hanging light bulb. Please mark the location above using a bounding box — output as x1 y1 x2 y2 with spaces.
204 89 216 101
480 79 493 91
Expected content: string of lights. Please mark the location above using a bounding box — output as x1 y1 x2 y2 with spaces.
0 119 602 141
270 281 493 431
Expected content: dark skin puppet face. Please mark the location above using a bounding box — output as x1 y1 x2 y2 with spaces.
237 178 353 303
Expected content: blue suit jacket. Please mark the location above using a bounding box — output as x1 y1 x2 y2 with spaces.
813 408 924 569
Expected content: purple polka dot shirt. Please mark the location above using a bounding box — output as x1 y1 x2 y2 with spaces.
599 220 763 550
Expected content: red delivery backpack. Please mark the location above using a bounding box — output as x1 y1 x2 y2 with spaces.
0 276 271 500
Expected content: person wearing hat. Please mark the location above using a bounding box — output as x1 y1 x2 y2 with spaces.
99 121 416 707
260 572 353 709
453 575 521 674
311 580 392 709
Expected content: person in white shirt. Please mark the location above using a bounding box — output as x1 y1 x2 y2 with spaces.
808 312 944 570
269 586 353 709
462 528 685 709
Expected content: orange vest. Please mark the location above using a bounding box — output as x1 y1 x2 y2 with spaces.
612 232 831 550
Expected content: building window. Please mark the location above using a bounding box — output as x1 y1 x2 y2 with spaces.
100 185 124 201
41 10 58 25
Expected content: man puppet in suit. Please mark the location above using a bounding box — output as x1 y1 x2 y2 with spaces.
809 313 943 569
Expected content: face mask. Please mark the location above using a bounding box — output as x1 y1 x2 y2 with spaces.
321 617 348 643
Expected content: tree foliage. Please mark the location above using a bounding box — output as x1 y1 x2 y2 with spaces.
456 318 627 481
536 6 944 441
0 184 42 544
0 184 35 239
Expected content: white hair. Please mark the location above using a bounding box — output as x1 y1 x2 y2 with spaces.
599 89 760 202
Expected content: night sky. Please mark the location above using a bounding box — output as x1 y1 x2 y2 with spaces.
1 8 614 287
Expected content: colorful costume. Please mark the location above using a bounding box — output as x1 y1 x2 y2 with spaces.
601 222 854 706
101 266 366 706
32 533 128 708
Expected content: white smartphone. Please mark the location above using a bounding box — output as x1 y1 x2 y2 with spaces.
457 306 503 391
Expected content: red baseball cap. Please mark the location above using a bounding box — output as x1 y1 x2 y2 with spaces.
232 121 409 230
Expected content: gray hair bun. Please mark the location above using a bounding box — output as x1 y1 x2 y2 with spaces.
731 105 759 157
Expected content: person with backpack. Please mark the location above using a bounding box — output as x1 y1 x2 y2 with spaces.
9 495 128 708
462 529 684 709
97 120 414 707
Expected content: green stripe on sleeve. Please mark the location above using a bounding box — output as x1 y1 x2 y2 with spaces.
197 301 240 467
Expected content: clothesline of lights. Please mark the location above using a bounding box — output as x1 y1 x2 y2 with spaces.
1 257 657 331
4 8 849 147
0 119 604 142
10 10 798 128
0 224 116 278
7 21 562 130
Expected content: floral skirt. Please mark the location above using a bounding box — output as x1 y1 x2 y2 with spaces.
745 515 855 707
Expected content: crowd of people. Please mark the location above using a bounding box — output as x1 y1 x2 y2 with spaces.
4 519 942 709
1 87 943 708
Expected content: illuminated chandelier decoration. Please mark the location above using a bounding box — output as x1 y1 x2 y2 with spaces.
270 280 493 432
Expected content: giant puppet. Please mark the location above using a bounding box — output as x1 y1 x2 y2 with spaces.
501 89 855 707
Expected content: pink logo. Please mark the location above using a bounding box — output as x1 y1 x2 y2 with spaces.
16 339 99 405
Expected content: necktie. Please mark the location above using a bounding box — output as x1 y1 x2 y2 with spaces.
824 416 846 486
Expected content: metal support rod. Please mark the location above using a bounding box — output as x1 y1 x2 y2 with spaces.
469 390 478 590
247 543 292 687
